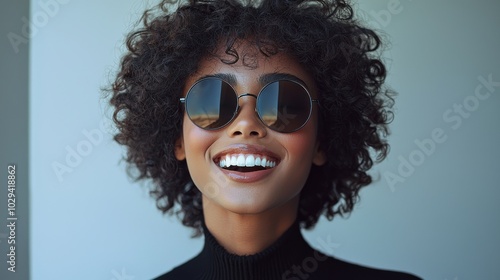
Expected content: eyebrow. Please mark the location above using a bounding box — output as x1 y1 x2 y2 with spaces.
198 72 308 89
258 73 308 89
200 73 237 86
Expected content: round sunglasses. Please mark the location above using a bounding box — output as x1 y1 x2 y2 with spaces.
180 77 319 133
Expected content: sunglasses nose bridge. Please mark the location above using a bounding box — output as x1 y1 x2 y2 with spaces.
225 92 267 137
237 93 258 101
235 92 259 116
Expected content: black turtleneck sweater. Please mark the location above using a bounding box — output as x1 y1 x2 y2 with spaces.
154 222 421 280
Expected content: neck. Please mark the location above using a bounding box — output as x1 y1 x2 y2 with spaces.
202 195 299 255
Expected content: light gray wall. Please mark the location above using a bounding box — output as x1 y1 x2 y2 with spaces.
0 0 30 279
28 0 500 279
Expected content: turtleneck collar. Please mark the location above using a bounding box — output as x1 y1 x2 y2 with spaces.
156 221 422 280
195 221 316 280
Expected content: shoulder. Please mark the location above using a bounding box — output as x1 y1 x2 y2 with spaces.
312 255 422 280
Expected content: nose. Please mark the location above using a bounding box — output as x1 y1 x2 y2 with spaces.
226 93 267 138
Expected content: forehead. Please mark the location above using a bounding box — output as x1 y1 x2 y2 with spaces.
185 41 316 92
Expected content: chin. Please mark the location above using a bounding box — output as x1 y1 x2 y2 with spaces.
206 188 299 216
216 196 276 215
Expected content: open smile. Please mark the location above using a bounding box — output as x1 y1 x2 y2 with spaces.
215 154 277 172
212 145 281 181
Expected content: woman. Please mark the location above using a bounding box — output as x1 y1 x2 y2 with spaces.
109 0 422 279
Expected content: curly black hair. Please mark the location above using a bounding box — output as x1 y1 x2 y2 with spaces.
109 0 393 236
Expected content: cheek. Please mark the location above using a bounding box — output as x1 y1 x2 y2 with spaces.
182 116 218 184
284 134 314 153
183 114 212 150
274 121 320 192
282 123 318 161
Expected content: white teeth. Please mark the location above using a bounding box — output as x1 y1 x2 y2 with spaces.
217 154 277 169
245 155 255 167
237 155 245 166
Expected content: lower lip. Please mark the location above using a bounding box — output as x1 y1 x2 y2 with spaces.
218 166 276 183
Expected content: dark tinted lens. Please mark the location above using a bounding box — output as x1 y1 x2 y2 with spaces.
185 78 237 129
257 80 311 133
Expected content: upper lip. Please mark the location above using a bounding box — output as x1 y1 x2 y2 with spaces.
212 144 281 164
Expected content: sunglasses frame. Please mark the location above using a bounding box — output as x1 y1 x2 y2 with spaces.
180 77 319 133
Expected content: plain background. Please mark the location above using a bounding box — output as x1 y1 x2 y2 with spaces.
1 0 499 279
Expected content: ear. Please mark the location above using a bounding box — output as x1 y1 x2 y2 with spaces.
174 136 186 161
312 141 326 166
